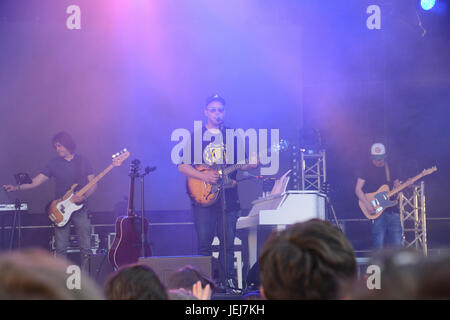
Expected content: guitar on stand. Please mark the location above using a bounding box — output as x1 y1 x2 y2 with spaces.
108 159 152 270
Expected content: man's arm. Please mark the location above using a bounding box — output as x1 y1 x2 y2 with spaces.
72 174 97 204
2 173 49 192
355 178 375 214
178 164 218 184
84 174 97 198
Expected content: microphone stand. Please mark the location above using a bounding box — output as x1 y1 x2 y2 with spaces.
217 121 231 291
9 194 23 251
139 166 156 258
323 182 342 232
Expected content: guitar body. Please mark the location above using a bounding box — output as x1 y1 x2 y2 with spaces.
108 215 152 270
186 165 220 207
359 184 398 220
186 164 237 207
48 184 84 227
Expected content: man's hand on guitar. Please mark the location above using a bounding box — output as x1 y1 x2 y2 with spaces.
71 194 86 204
365 202 376 215
202 171 219 184
394 178 414 189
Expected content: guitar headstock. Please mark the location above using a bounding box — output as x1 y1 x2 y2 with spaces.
422 166 437 176
129 159 141 177
112 149 130 167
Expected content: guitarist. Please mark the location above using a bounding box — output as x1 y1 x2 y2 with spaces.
355 142 410 249
178 94 257 292
3 132 97 271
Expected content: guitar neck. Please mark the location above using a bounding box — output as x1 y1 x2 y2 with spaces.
223 163 246 175
76 164 114 196
387 172 426 198
127 176 136 216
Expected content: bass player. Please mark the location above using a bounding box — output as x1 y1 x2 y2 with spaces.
3 131 96 271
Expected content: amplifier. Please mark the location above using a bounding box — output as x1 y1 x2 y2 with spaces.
89 252 115 287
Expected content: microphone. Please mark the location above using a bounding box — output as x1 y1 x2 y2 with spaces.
216 116 224 130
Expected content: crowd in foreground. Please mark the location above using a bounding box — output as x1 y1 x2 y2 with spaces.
0 219 449 300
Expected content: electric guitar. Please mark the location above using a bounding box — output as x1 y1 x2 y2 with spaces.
359 166 437 220
186 140 290 207
186 163 247 206
47 149 129 227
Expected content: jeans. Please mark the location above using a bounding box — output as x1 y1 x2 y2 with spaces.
192 201 238 281
54 206 91 272
371 211 403 249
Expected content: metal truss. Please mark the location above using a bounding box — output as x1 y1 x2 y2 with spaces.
300 149 327 191
399 181 428 255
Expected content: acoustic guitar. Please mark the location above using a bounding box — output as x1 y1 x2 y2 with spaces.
359 166 437 220
108 159 151 269
47 149 129 227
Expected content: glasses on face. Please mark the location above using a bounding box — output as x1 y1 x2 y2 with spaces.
207 107 224 113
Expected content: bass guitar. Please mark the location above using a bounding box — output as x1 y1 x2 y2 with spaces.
109 159 151 269
48 149 129 227
359 166 437 220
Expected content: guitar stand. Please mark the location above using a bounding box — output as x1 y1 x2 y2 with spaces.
325 196 342 232
139 166 156 258
8 198 22 251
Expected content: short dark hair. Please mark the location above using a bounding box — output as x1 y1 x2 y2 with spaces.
52 131 76 153
104 264 168 300
417 254 450 299
259 219 357 300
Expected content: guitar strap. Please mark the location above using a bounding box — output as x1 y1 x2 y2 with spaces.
74 154 83 192
384 161 391 183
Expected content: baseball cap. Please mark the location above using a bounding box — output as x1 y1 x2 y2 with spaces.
205 94 226 107
370 142 386 160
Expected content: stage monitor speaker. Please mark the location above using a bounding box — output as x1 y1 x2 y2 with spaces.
89 252 115 287
138 255 212 286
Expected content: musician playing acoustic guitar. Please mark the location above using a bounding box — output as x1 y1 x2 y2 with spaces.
3 132 97 271
178 94 257 293
355 142 412 249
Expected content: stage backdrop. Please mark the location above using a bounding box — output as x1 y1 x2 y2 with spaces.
0 0 303 213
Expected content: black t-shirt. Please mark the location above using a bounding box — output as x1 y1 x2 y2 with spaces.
41 154 94 199
180 126 245 212
356 160 399 213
